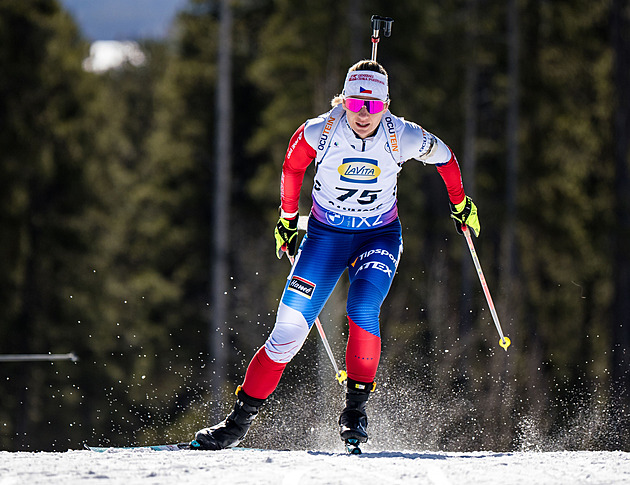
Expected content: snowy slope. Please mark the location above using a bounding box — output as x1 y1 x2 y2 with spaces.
2 448 629 484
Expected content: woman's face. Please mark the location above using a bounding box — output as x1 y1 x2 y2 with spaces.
343 96 389 139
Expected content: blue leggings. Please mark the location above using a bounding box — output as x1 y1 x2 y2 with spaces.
263 216 402 372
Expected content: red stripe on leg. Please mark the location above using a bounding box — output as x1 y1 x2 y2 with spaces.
345 317 381 382
241 347 287 400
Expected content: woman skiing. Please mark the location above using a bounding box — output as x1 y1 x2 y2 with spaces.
192 59 480 451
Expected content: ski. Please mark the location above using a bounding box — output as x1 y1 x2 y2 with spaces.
84 442 191 452
83 442 265 452
344 438 362 455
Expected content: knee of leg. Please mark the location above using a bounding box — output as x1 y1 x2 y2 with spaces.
264 302 310 364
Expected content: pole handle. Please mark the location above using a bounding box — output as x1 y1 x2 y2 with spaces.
369 15 393 61
371 15 393 37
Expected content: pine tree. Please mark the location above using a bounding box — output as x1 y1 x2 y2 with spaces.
0 0 99 450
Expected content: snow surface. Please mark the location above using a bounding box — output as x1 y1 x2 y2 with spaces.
1 448 629 484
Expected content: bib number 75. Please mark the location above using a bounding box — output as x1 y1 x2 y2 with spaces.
313 179 382 205
335 187 382 205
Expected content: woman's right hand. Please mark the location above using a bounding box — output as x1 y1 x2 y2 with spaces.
274 216 298 259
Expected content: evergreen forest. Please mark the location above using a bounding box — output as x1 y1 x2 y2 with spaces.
1 0 629 452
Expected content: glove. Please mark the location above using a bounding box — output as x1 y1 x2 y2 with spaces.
274 216 298 259
450 196 480 237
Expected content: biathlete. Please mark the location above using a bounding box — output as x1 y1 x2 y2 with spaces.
192 59 480 450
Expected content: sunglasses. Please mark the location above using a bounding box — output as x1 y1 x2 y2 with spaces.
344 98 387 114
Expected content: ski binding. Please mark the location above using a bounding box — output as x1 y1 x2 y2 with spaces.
345 438 362 455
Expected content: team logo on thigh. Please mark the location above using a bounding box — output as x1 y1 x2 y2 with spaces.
355 261 393 277
353 248 398 278
288 275 316 299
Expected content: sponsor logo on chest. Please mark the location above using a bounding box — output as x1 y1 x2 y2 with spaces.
338 158 381 184
317 115 336 151
384 116 399 153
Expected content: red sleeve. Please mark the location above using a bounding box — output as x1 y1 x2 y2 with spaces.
435 148 465 205
280 123 317 216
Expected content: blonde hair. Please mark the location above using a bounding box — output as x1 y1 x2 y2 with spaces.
331 60 388 107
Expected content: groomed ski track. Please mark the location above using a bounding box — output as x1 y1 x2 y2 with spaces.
2 448 629 484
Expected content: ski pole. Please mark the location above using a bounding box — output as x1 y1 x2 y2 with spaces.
0 352 79 362
462 225 511 351
284 216 347 384
370 15 393 62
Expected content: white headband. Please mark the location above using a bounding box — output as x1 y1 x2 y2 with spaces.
342 70 389 101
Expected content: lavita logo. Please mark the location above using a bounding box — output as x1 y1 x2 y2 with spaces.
337 158 381 184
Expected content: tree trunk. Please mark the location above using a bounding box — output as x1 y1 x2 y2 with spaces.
210 0 233 393
460 0 479 364
502 0 519 287
611 0 630 442
348 0 362 61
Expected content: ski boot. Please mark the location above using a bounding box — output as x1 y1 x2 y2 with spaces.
339 378 375 454
191 386 264 450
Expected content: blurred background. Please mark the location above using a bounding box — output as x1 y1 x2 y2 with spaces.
1 0 629 452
